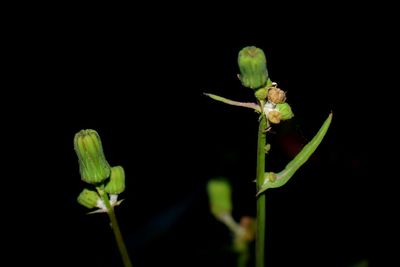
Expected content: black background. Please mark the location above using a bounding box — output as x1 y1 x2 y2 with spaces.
6 4 384 267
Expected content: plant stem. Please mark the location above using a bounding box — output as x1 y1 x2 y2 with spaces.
218 213 243 236
237 248 250 267
98 189 133 267
256 115 267 267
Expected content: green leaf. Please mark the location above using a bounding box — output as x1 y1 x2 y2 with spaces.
204 93 261 112
257 112 332 195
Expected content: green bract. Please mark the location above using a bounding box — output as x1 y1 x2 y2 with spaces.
77 188 100 209
105 166 126 194
74 129 111 184
238 46 269 90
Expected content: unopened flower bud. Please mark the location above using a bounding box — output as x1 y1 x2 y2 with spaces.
240 216 256 242
234 216 256 252
74 129 111 184
77 189 100 209
105 166 126 194
276 103 294 120
238 46 269 90
254 88 268 101
207 178 232 217
266 172 277 183
267 87 286 104
268 110 281 124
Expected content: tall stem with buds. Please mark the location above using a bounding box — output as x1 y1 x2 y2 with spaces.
206 46 332 267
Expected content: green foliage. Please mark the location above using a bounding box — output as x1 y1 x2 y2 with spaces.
258 113 332 195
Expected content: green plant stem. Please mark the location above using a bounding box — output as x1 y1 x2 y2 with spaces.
219 214 242 236
98 189 133 267
237 247 250 267
256 116 267 267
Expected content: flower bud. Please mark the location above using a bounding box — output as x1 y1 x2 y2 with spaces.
105 166 126 194
77 189 100 209
207 178 232 217
238 46 269 90
240 216 256 242
254 88 268 101
276 103 294 120
234 216 256 253
268 110 281 124
264 143 271 154
266 172 277 183
267 87 286 104
74 129 111 184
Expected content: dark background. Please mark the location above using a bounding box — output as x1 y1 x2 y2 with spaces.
7 5 384 267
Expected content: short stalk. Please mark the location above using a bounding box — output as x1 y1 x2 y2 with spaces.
97 188 133 267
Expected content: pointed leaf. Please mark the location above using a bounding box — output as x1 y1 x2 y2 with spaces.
257 112 332 195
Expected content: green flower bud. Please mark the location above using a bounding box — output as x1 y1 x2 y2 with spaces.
207 178 232 217
238 46 269 90
276 103 294 120
266 172 277 183
254 88 268 101
77 189 100 209
105 166 126 194
264 143 271 154
74 129 111 184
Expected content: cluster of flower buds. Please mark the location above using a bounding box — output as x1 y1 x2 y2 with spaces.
263 88 294 124
237 46 294 124
74 129 126 212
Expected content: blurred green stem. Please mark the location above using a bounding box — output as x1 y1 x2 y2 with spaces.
237 247 250 267
219 214 243 235
219 214 250 267
256 115 267 267
98 188 133 267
